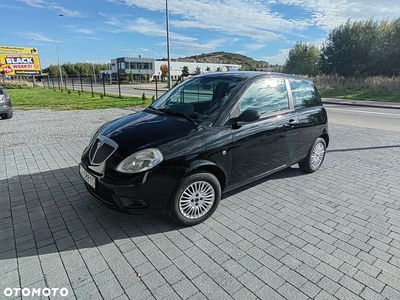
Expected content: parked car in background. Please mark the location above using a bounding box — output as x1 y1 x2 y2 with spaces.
79 72 329 226
0 88 13 119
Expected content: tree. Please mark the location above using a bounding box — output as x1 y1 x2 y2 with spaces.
321 19 379 77
195 66 201 74
371 18 400 75
284 42 321 76
127 71 133 83
182 66 189 76
160 64 168 80
43 65 59 77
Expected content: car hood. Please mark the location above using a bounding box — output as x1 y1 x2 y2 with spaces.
99 111 206 159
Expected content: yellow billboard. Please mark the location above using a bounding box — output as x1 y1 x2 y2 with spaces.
0 45 41 75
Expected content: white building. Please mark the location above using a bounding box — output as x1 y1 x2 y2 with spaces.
103 57 241 81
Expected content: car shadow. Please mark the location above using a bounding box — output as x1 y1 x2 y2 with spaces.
0 164 306 260
1 165 182 260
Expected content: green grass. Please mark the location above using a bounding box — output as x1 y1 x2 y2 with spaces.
319 88 400 102
8 87 152 110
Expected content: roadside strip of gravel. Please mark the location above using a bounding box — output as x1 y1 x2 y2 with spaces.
0 108 139 149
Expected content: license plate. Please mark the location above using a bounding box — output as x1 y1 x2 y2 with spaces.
79 165 96 189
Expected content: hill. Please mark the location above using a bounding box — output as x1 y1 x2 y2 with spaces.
160 51 272 71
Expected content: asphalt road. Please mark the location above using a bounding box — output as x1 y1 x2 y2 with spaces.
325 104 400 132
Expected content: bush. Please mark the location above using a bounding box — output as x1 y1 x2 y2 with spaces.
142 92 146 101
67 89 72 94
2 83 31 89
151 95 156 103
309 74 400 93
78 90 81 96
100 94 104 99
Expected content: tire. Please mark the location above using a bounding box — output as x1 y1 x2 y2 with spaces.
298 137 326 173
167 172 221 226
1 110 13 119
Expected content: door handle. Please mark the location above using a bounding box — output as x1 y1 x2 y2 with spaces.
288 119 299 125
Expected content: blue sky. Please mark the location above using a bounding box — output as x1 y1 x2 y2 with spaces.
1 0 399 68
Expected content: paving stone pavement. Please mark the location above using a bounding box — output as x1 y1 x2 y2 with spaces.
1 123 400 300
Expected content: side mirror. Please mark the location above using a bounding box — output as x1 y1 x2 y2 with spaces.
236 109 260 126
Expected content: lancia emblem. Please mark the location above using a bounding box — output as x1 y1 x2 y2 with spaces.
96 141 104 150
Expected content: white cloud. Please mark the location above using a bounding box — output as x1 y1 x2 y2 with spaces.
103 16 197 42
49 4 85 17
275 0 400 30
107 0 310 43
244 44 266 51
15 32 54 42
0 3 24 9
262 48 291 65
75 28 94 35
171 38 227 55
76 36 101 40
17 0 46 8
17 0 85 17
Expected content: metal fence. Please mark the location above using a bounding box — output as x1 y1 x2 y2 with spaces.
1 75 165 99
42 76 164 99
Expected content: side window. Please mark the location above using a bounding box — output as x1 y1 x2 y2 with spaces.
238 78 289 116
289 80 322 109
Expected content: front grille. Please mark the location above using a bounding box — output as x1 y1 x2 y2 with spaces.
89 136 118 165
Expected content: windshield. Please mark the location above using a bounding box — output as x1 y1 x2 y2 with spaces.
150 75 244 124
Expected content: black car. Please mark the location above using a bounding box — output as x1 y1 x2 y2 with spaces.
80 72 328 226
0 88 13 119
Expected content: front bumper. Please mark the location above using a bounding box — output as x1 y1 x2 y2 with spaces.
79 163 182 214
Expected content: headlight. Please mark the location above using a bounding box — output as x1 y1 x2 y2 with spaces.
116 148 163 173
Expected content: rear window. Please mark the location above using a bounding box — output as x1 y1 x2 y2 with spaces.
289 79 322 109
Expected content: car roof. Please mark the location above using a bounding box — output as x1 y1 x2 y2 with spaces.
194 71 313 82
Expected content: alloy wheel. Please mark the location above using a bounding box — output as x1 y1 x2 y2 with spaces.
179 181 215 219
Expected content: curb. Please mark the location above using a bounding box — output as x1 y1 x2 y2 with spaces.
322 98 400 110
133 87 169 92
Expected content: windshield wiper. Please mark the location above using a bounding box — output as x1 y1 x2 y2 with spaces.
146 105 166 116
158 108 197 125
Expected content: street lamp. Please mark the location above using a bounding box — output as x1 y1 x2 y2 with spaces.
52 14 64 86
87 60 96 84
147 48 154 58
27 39 36 86
166 0 172 89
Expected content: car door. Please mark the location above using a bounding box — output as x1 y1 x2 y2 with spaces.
229 78 299 186
288 79 328 162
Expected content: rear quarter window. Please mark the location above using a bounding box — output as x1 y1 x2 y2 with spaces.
289 79 322 109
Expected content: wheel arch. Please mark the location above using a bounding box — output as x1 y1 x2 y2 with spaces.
185 160 227 191
320 133 329 148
